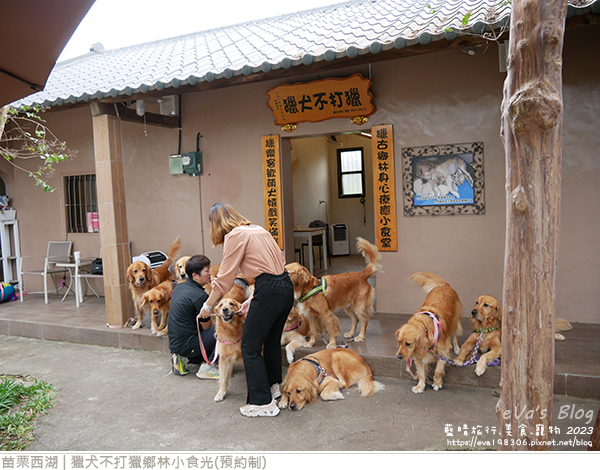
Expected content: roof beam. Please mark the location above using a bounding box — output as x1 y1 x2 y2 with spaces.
90 102 179 129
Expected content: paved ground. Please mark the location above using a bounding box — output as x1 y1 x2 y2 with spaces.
0 335 597 458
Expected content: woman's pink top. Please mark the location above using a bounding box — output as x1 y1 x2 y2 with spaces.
210 225 286 296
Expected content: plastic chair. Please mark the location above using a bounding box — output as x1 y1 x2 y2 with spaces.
18 241 73 303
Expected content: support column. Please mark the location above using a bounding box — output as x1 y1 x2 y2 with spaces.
92 113 133 327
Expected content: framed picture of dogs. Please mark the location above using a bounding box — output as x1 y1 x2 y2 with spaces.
401 141 485 216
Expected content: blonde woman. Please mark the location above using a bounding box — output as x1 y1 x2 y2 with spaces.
200 203 293 417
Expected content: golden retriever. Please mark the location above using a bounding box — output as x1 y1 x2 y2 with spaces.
174 256 191 282
285 237 381 348
395 272 463 393
278 348 384 411
455 294 501 376
212 297 246 402
455 295 572 376
139 280 175 336
127 236 181 329
280 306 311 364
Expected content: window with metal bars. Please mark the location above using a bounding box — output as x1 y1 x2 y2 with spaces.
64 175 99 234
337 147 365 198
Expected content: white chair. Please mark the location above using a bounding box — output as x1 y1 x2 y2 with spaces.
18 241 73 303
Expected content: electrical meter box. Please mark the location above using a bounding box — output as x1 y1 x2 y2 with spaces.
169 151 203 176
182 151 203 176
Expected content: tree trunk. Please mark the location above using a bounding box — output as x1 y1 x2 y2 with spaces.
497 0 566 451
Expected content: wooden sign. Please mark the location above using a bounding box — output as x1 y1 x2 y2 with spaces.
261 134 284 249
266 73 375 126
371 124 398 251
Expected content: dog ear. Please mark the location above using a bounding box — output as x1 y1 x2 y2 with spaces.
305 381 318 403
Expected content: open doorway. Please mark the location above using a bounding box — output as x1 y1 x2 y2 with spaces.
287 130 375 275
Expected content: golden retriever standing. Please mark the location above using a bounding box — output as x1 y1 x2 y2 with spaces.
212 297 246 402
395 272 463 393
455 294 501 376
139 280 175 336
285 237 381 348
278 348 384 411
127 236 181 329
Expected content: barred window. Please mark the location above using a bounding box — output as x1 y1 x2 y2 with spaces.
337 148 365 198
64 175 99 234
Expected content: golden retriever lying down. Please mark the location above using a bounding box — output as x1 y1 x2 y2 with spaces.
285 237 382 348
395 272 463 393
278 348 384 411
139 280 175 336
455 294 502 376
456 295 573 376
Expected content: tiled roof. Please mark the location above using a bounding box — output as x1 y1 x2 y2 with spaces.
17 0 600 108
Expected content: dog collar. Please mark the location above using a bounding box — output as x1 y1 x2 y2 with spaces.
284 320 300 332
300 356 329 384
298 278 327 303
234 277 249 290
476 327 498 334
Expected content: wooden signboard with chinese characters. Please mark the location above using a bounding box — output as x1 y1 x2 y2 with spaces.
371 124 397 251
261 134 284 249
266 73 375 126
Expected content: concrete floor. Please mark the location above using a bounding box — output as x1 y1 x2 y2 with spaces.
1 255 598 399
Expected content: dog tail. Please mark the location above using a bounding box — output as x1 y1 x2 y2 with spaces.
157 236 182 272
358 376 385 397
357 237 382 279
410 272 448 294
555 317 573 332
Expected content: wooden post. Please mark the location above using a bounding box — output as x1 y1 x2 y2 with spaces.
497 0 566 451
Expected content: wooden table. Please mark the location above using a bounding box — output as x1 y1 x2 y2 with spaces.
293 227 328 275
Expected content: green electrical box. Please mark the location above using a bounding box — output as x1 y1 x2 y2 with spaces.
182 151 203 176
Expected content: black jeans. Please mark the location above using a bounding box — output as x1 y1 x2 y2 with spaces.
241 271 294 405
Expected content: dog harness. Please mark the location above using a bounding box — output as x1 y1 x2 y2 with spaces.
300 356 329 385
298 278 327 303
405 311 445 380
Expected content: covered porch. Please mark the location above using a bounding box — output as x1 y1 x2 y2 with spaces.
1 280 598 400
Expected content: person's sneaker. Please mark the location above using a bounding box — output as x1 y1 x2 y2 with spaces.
270 383 281 399
171 353 189 376
240 399 280 418
196 362 219 380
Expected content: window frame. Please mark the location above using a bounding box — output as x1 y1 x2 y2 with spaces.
64 174 98 234
336 147 366 199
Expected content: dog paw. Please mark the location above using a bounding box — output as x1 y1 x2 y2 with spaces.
326 342 337 349
432 383 443 391
454 359 464 366
475 364 487 376
278 400 288 409
214 392 225 402
343 332 354 339
131 323 141 330
412 385 425 394
353 336 365 343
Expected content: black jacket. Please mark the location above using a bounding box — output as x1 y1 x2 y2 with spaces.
167 279 210 356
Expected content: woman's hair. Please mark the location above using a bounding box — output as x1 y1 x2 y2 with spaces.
209 203 252 246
